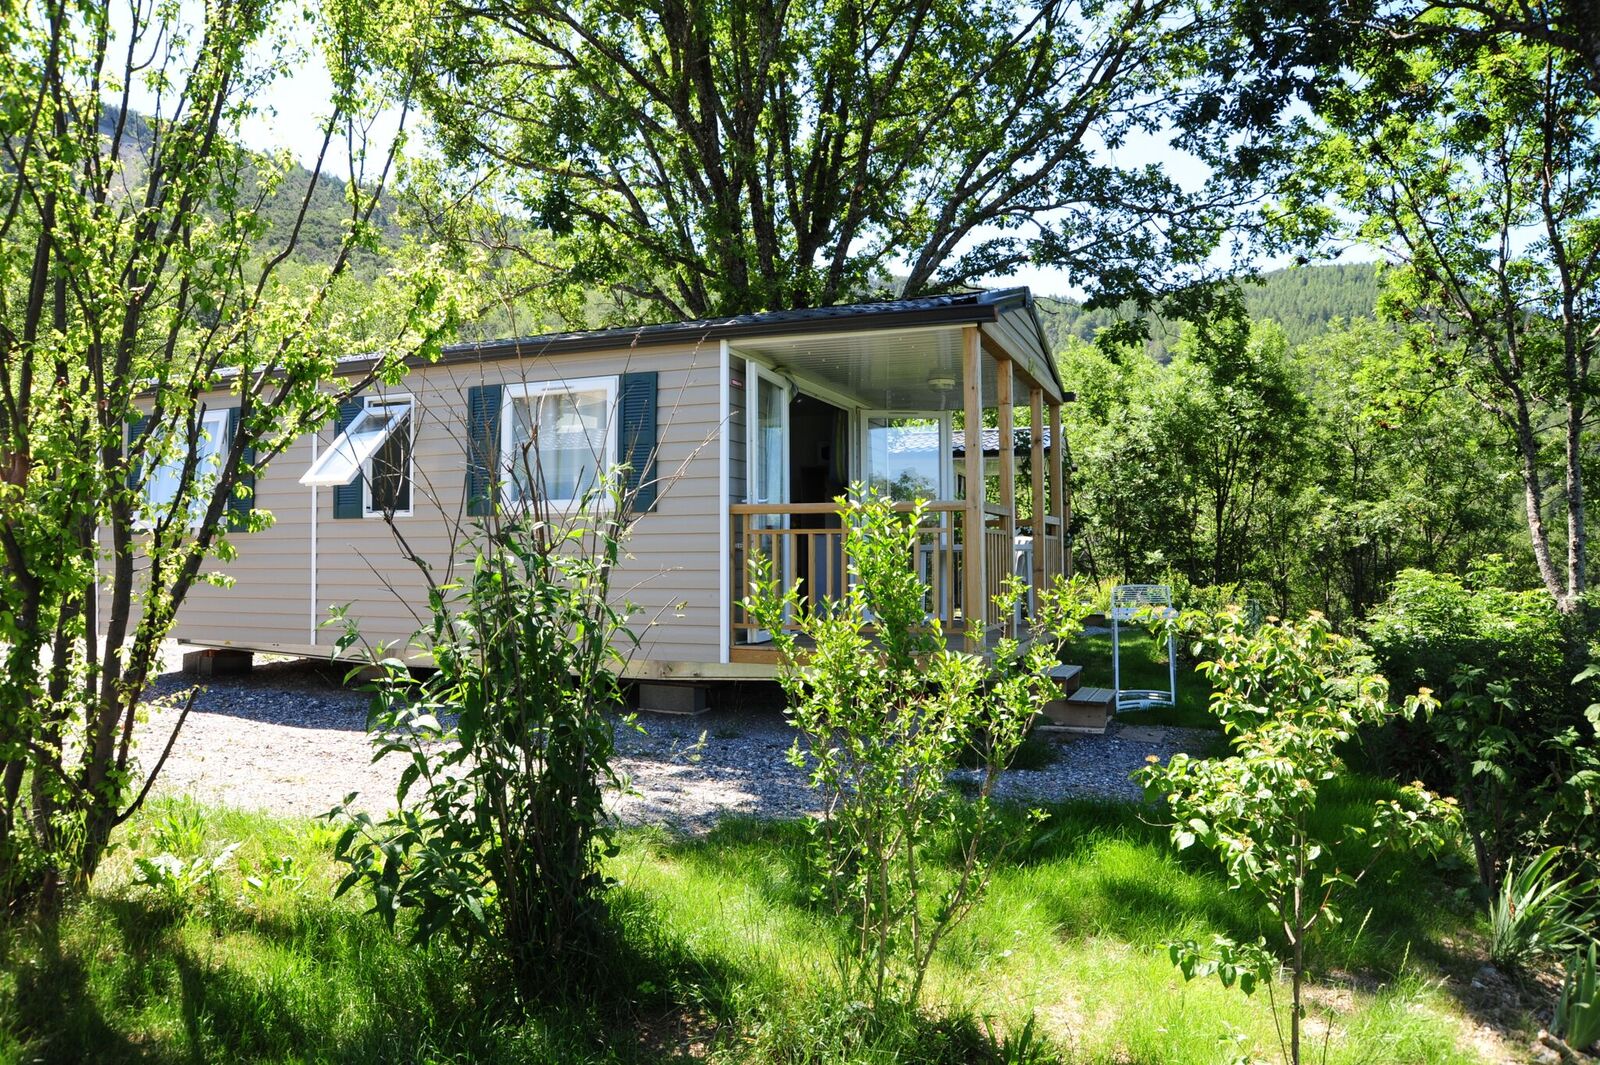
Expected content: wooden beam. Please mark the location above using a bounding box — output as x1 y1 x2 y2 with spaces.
1049 399 1069 580
996 357 1016 635
1030 385 1047 592
963 326 985 651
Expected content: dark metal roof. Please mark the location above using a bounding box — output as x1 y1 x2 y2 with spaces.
955 426 1055 456
344 288 1043 372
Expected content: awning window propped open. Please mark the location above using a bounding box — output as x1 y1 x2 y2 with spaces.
300 403 409 487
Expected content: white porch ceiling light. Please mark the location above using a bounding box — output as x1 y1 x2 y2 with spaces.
928 375 956 391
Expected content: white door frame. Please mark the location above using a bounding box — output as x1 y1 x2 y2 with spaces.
746 363 792 642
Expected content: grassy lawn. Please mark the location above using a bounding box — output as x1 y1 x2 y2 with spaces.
1068 628 1216 730
0 785 1517 1064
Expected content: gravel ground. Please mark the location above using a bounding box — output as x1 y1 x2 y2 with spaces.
138 644 1215 830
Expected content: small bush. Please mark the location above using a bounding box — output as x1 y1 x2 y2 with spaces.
331 474 639 1000
1364 566 1596 890
746 489 1089 1017
1138 608 1458 1065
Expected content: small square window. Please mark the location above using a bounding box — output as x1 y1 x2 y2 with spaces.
141 408 231 527
363 399 413 516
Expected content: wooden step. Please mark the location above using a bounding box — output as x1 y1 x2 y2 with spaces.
1039 685 1115 735
1048 663 1083 694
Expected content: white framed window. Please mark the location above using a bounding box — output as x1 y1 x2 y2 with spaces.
500 376 617 509
361 397 414 517
142 407 231 527
860 411 952 502
301 399 411 489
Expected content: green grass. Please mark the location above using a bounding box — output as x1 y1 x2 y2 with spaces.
1069 629 1217 730
0 786 1518 1064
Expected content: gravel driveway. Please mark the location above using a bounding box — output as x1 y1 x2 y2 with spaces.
138 645 1214 830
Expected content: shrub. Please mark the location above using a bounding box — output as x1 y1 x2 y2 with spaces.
1138 609 1458 1065
330 474 638 999
745 490 1089 1017
1364 566 1597 890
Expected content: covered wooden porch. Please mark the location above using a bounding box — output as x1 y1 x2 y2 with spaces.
728 318 1071 663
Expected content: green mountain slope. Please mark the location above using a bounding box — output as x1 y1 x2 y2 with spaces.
1037 262 1381 356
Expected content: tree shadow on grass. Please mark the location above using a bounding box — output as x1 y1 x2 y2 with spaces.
7 914 155 1064
162 884 754 1064
653 816 821 915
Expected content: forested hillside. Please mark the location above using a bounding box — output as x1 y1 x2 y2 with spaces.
1038 262 1380 357
99 108 404 275
109 104 1381 352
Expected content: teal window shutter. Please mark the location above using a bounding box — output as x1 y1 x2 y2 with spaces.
465 384 502 517
225 407 255 530
332 397 364 519
125 414 151 490
617 371 658 513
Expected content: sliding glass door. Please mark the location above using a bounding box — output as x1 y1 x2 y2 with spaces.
862 412 951 501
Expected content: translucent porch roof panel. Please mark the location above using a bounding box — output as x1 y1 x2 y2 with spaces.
730 321 1060 411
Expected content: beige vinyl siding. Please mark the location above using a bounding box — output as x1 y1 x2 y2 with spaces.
171 341 727 665
989 303 1059 399
176 432 319 648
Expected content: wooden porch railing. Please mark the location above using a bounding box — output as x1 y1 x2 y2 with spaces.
731 500 1048 648
730 502 967 641
1038 515 1065 589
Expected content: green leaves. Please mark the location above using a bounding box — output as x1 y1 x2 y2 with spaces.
1139 609 1460 1063
0 0 468 906
1365 571 1595 891
1296 22 1599 613
402 0 1264 320
1169 936 1274 996
328 474 638 997
746 488 1092 1015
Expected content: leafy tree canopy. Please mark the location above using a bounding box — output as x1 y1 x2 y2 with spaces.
407 0 1278 320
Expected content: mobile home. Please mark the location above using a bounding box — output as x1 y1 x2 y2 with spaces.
163 288 1074 681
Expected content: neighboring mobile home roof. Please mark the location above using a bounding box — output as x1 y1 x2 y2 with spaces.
885 425 1057 456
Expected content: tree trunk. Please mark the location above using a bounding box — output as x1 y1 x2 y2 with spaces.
1511 405 1568 609
1563 395 1587 609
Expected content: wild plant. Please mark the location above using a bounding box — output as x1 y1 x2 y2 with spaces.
242 853 306 904
330 470 640 999
1556 942 1600 1052
131 842 241 910
745 489 1089 1018
1137 609 1459 1065
1487 848 1593 973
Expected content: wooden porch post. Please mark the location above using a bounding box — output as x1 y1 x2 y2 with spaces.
996 358 1016 635
963 326 985 651
1049 399 1069 579
1030 385 1047 592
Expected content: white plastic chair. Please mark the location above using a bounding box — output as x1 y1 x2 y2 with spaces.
1110 584 1178 713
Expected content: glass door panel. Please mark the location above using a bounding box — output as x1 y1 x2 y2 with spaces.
862 412 950 501
746 366 790 642
861 412 954 621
